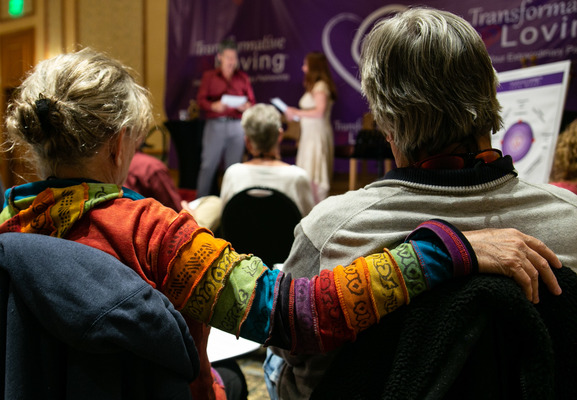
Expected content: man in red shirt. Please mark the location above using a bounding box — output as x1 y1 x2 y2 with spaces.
196 39 256 197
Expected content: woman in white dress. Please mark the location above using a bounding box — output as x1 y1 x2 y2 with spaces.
285 52 337 201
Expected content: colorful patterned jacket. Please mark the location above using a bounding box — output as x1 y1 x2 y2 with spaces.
0 179 477 397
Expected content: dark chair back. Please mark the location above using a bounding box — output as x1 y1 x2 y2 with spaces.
0 233 198 399
221 187 302 267
311 268 577 399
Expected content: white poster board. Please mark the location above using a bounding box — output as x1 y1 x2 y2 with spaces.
492 60 571 183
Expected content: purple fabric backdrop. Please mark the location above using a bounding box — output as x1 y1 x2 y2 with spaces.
165 0 577 164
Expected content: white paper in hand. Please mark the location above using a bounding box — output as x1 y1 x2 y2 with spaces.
271 97 299 121
221 94 247 108
270 97 288 112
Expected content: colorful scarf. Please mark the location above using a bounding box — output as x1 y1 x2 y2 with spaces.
0 180 137 237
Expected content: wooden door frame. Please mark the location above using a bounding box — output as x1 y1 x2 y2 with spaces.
1 28 36 188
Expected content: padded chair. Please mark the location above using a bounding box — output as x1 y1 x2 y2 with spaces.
0 233 199 399
311 268 577 399
220 187 302 267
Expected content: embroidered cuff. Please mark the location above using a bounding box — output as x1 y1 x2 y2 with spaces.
405 219 478 277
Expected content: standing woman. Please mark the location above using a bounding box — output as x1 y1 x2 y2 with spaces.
285 52 337 201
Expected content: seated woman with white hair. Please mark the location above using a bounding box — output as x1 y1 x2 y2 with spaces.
221 103 315 215
188 103 316 229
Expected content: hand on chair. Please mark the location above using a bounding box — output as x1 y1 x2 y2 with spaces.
464 228 562 304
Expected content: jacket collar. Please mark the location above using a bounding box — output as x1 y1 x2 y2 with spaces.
381 155 517 188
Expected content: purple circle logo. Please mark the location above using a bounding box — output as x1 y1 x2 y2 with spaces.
501 120 534 162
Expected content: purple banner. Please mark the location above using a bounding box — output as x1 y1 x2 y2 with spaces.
497 71 566 92
166 0 577 160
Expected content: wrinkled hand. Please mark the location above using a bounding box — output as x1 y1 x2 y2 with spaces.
463 228 562 304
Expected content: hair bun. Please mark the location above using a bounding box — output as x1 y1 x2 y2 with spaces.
35 98 53 132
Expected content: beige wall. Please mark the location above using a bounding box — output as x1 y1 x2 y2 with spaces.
0 0 169 126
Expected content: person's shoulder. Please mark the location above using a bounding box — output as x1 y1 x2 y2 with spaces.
221 163 245 183
520 178 575 196
276 166 313 190
86 196 181 237
285 165 311 179
540 181 577 203
223 162 245 175
549 181 577 196
312 80 330 93
114 195 174 212
229 69 250 82
234 69 250 78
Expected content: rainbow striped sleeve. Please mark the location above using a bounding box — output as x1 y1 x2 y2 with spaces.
173 219 476 353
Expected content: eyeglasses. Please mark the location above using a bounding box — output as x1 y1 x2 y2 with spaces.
412 149 503 170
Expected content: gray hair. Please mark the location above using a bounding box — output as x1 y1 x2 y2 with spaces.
241 104 282 154
360 7 502 162
4 48 153 178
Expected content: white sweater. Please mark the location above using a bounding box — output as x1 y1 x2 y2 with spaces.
220 163 316 216
275 157 577 400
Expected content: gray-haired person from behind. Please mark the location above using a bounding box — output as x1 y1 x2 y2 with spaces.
220 103 316 216
268 7 576 399
241 103 282 158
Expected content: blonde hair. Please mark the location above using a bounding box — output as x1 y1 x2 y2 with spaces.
4 48 153 178
550 119 577 182
241 104 282 154
360 7 502 162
